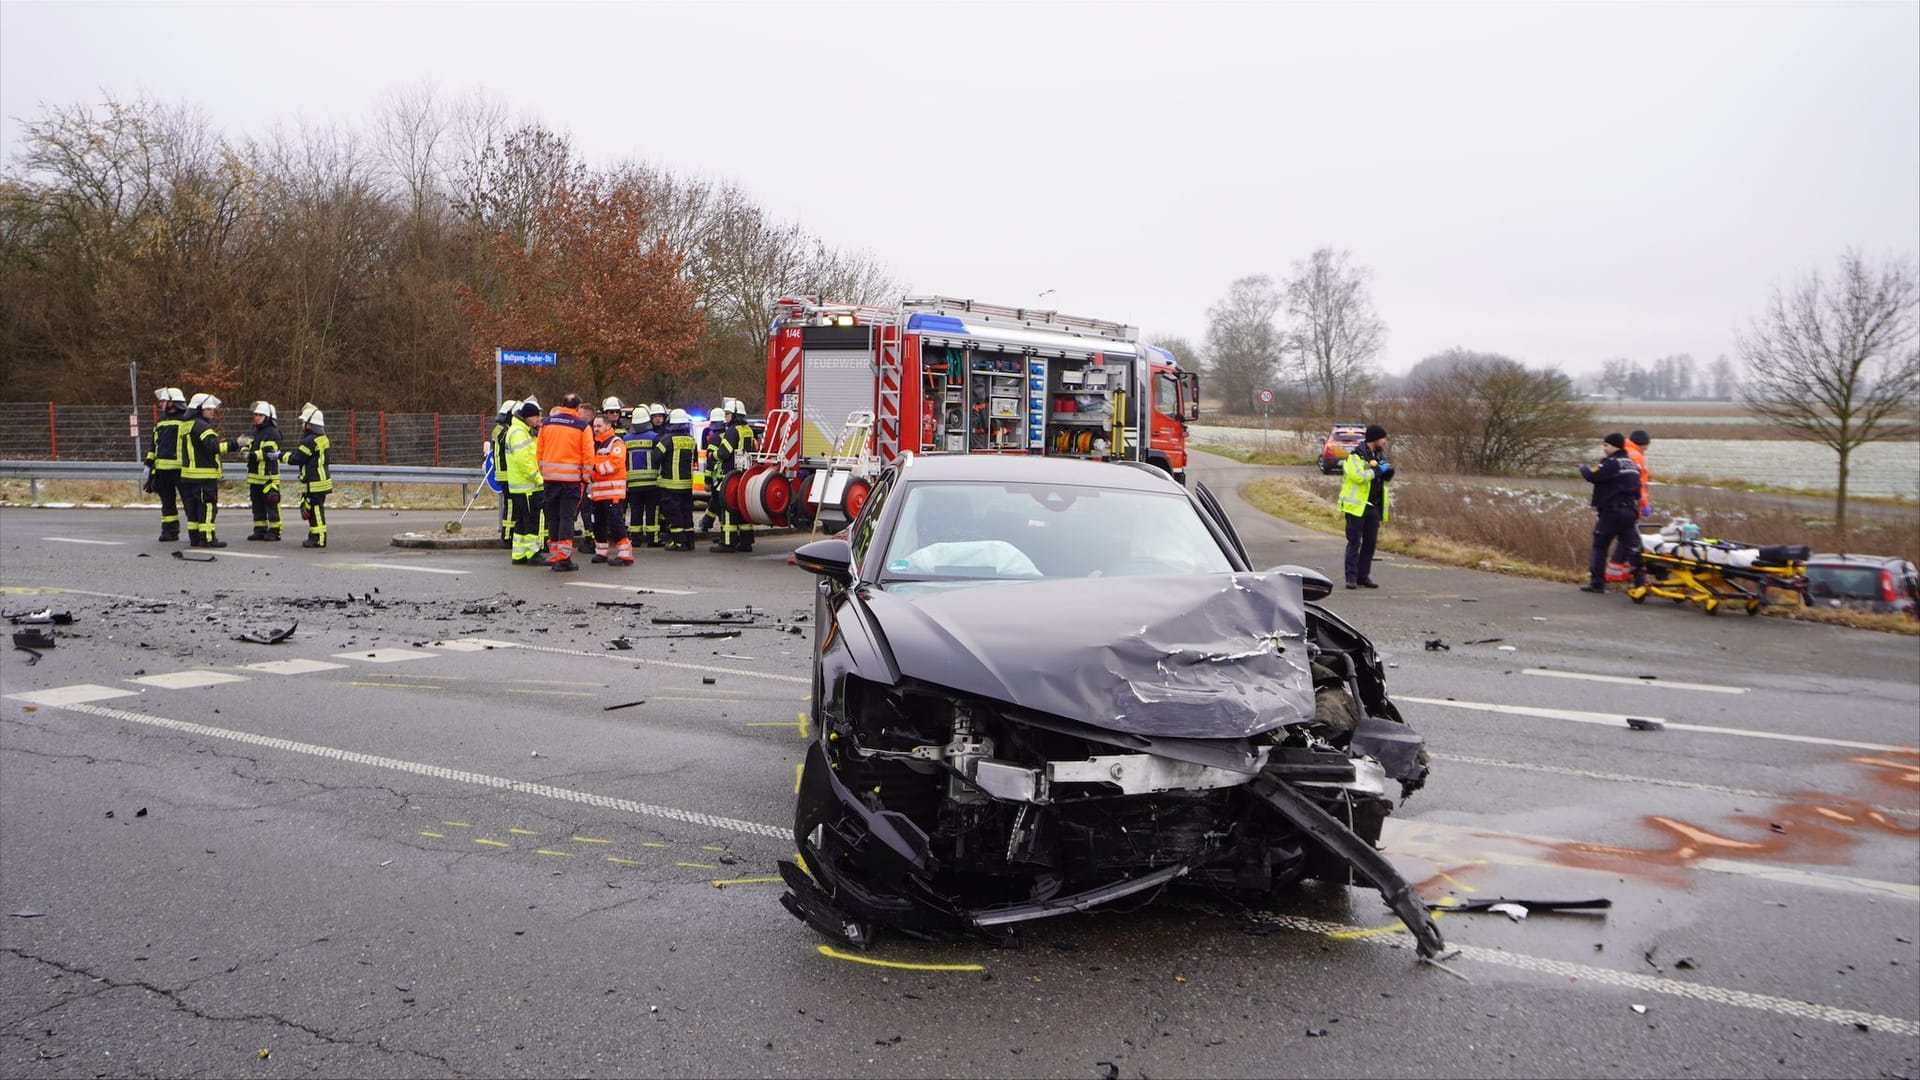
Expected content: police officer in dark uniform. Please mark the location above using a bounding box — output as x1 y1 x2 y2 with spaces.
1579 433 1645 593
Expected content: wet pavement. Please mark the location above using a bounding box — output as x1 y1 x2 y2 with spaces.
1 456 1915 1078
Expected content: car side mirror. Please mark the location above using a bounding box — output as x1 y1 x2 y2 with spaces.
1268 564 1333 601
794 538 854 585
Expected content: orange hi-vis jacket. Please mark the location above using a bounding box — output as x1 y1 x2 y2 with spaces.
537 406 593 484
588 430 627 502
1625 441 1650 511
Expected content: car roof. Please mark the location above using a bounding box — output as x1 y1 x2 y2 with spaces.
896 453 1183 494
1807 553 1915 569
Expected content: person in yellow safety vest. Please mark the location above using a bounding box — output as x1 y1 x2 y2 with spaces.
587 414 633 566
536 393 594 572
710 402 757 553
282 403 333 548
697 404 728 536
657 408 698 551
179 393 246 548
144 387 191 542
626 403 666 547
491 398 519 542
1338 423 1393 590
245 402 283 541
504 400 546 565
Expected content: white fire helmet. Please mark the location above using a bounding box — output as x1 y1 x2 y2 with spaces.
251 401 277 421
601 396 626 413
668 408 691 425
498 398 519 415
298 402 325 428
725 397 748 417
648 403 667 418
188 393 222 411
155 387 186 404
710 403 730 422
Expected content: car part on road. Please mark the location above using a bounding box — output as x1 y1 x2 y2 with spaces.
1429 897 1611 915
232 621 298 645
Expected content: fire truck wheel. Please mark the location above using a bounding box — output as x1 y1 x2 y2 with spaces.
757 470 793 522
841 479 871 522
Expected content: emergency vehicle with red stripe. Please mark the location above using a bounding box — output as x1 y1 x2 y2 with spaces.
724 295 1200 532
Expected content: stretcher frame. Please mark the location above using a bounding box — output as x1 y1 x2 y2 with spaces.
1627 547 1806 616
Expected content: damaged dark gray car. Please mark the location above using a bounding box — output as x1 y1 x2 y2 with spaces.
778 455 1442 955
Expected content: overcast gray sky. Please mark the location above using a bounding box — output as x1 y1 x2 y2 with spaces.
3 1 1915 375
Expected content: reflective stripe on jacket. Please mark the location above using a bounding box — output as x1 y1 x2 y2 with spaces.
504 417 542 495
626 428 661 485
537 407 593 483
658 429 697 491
179 416 231 481
714 420 756 475
284 432 333 493
1338 448 1389 520
246 422 282 485
588 433 627 502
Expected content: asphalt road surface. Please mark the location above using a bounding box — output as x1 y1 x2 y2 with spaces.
2 453 1916 1079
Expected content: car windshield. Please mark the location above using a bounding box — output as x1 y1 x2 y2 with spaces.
877 480 1234 584
1807 566 1885 599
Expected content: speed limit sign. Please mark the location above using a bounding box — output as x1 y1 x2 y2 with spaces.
1257 389 1274 405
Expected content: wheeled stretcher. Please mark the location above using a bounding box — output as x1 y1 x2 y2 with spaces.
1627 530 1809 616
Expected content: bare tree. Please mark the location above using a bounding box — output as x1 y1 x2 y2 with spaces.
1203 275 1282 414
1707 354 1737 400
1392 348 1593 474
1282 247 1386 418
1738 251 1920 534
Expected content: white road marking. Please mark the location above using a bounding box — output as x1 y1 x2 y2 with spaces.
0 586 162 602
1383 819 1920 902
54 701 787 839
31 697 1918 1038
424 638 514 652
4 684 139 706
323 562 469 575
1402 696 1915 753
240 659 349 675
129 670 250 690
210 550 281 560
332 648 438 664
41 537 123 546
567 582 697 595
492 639 809 685
1523 668 1748 695
1252 911 1917 1037
1430 752 1919 820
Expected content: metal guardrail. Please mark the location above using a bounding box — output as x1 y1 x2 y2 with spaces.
0 460 488 508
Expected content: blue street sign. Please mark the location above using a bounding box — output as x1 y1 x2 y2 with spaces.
481 446 503 492
500 349 557 366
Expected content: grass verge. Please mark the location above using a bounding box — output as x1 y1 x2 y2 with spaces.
1193 442 1318 468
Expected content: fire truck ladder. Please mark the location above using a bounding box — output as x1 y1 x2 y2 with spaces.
809 410 875 535
899 295 1138 342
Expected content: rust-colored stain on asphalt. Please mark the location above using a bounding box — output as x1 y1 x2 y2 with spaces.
1534 753 1920 882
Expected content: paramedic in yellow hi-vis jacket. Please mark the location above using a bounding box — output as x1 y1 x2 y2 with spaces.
504 400 546 565
283 404 333 548
245 402 283 541
180 393 246 549
144 387 191 542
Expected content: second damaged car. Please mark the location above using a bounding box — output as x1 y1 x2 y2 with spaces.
778 455 1442 955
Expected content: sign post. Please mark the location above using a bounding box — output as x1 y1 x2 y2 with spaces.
1258 388 1274 451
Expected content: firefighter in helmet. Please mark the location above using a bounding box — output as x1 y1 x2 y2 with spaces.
504 399 545 565
657 408 698 551
179 393 244 548
144 387 191 541
245 401 283 541
282 403 333 548
710 398 757 553
626 403 667 548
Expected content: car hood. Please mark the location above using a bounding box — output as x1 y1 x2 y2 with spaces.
863 572 1313 739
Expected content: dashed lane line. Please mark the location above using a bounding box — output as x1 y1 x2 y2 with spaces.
52 700 789 839
33 698 1913 1036
493 639 809 685
1253 911 1918 1037
321 562 470 575
1522 668 1748 694
567 581 697 596
1429 752 1920 820
41 537 123 546
1402 696 1915 753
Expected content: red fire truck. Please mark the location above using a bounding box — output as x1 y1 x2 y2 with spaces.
722 295 1200 532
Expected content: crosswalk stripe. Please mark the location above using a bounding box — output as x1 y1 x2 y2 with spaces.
129 671 250 690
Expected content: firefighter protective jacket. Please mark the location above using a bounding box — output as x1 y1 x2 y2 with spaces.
588 430 627 503
714 419 756 475
658 424 697 491
284 430 333 493
625 423 661 488
247 420 282 487
504 416 542 495
146 405 190 472
179 413 234 481
537 406 593 483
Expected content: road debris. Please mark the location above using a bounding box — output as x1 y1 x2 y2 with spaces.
593 600 648 610
607 637 633 650
9 910 46 918
233 621 297 645
7 609 74 625
1463 637 1504 646
1487 902 1529 921
1626 717 1665 731
171 550 216 562
1424 639 1449 651
12 628 55 650
1631 1004 1647 1015
1430 897 1611 915
603 701 646 712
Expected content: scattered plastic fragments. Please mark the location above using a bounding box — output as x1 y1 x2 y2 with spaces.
607 637 633 651
1626 717 1664 731
233 621 298 645
1424 639 1449 651
12 628 55 650
1487 902 1529 922
1463 638 1504 646
7 609 73 625
9 910 45 918
1630 1004 1647 1015
603 701 646 712
1428 897 1611 915
171 550 216 562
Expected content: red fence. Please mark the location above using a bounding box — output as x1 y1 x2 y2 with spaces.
0 404 494 467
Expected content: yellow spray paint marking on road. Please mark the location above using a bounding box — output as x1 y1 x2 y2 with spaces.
350 682 442 690
799 711 810 740
676 862 718 870
641 842 669 849
508 828 539 836
607 856 641 867
712 876 783 888
505 689 595 698
794 762 804 793
418 831 445 839
442 821 470 829
572 836 612 845
535 849 574 858
1436 872 1478 894
474 838 509 849
816 945 984 972
1329 898 1456 941
701 844 728 852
